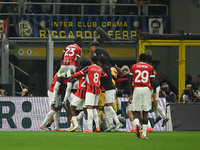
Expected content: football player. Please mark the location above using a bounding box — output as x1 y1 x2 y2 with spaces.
97 56 122 132
70 59 91 132
40 72 68 131
129 53 157 139
53 37 83 107
70 56 108 132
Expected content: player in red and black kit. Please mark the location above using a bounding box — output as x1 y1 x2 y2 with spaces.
53 37 83 107
129 53 157 139
40 72 68 131
97 56 122 132
69 59 91 132
71 56 108 132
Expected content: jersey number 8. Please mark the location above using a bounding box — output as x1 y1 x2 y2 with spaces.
93 73 99 83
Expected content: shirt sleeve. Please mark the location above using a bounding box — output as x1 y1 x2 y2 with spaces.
101 70 108 78
76 48 82 58
150 66 156 78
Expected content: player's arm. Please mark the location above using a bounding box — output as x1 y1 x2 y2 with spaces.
128 73 133 103
72 66 88 78
102 70 108 78
60 51 65 65
76 48 82 70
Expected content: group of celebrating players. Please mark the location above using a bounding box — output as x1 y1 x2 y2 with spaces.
39 37 168 139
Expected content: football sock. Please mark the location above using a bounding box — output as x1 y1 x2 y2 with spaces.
54 111 60 129
72 116 78 127
154 107 160 117
52 82 61 101
131 121 135 129
87 109 93 131
156 105 166 119
70 123 73 129
133 118 140 127
93 109 100 128
147 120 151 128
77 111 85 120
142 124 148 137
104 106 112 125
63 82 72 102
107 106 120 124
101 111 109 128
41 110 56 127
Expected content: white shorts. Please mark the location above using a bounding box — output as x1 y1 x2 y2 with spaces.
48 91 62 107
129 87 152 112
71 93 86 108
105 89 116 104
85 92 100 106
58 65 76 78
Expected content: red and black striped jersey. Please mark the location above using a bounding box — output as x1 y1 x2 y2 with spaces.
48 72 68 95
131 62 155 89
72 64 108 95
74 74 87 99
61 44 82 66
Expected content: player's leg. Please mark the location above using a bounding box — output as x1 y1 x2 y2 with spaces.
127 108 136 132
63 65 76 104
93 94 101 132
141 87 152 139
142 111 149 139
40 91 58 130
70 95 83 131
85 92 95 132
133 111 141 138
104 90 121 131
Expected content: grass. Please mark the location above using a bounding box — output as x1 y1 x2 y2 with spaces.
0 131 200 150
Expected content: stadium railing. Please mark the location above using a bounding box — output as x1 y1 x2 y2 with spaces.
0 2 168 17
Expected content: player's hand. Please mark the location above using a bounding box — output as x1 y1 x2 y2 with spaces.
70 69 75 75
115 64 118 68
129 94 133 104
152 93 156 101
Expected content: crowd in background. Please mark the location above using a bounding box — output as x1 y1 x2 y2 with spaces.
0 0 169 16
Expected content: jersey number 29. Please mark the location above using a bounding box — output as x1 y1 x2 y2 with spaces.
135 70 149 83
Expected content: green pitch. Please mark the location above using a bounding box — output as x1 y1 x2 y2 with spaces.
0 131 200 150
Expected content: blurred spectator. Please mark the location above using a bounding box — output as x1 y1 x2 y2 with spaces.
9 45 19 65
180 84 200 103
185 74 193 85
38 4 49 14
159 83 176 103
8 0 18 13
0 0 8 19
100 0 108 15
0 89 5 96
25 0 36 14
114 65 131 97
129 0 150 15
21 88 33 96
46 0 60 14
159 73 178 96
196 74 200 91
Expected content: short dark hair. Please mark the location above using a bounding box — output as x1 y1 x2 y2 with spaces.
80 59 91 69
97 56 106 64
139 53 147 62
91 56 98 64
151 20 161 27
74 37 83 47
146 54 152 62
89 41 99 47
